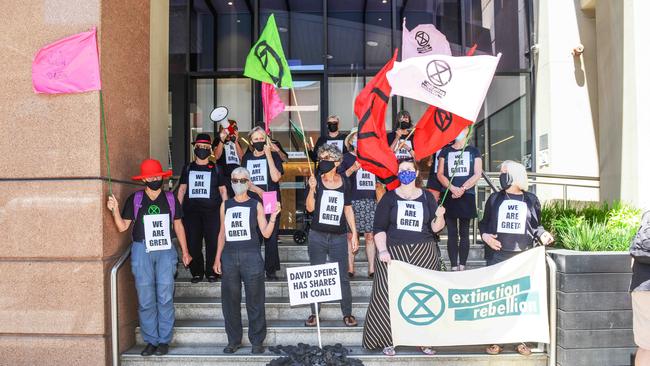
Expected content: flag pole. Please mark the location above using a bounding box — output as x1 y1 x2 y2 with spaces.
100 90 113 197
290 87 314 176
394 128 416 152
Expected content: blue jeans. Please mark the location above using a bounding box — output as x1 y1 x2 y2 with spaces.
307 229 352 316
221 248 267 346
131 241 178 345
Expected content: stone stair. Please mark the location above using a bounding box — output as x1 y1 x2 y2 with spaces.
121 236 547 366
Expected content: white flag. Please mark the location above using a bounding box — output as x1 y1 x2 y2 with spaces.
389 246 549 347
402 18 451 60
386 53 501 122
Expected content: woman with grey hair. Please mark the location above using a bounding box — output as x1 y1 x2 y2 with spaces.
479 160 554 356
305 143 359 327
213 167 281 355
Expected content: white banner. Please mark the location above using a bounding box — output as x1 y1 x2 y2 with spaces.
389 246 549 346
386 53 501 122
287 262 342 306
402 18 451 60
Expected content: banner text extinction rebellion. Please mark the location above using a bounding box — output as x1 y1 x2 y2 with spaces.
448 276 540 321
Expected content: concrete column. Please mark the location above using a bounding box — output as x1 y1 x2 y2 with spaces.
150 0 170 170
0 0 151 364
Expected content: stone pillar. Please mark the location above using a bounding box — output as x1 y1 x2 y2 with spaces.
0 1 150 364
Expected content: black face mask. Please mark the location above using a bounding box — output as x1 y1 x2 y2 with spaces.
327 123 338 133
252 141 265 152
399 121 411 130
194 147 211 160
499 172 513 190
318 160 336 173
145 179 163 191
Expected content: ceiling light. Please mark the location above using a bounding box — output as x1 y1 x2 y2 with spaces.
236 19 241 23
227 1 233 5
366 41 378 47
378 18 382 21
382 0 387 3
278 26 288 32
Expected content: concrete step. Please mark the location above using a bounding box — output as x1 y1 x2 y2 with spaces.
174 297 370 322
136 320 365 346
122 345 546 366
272 244 485 262
175 278 374 298
177 260 486 279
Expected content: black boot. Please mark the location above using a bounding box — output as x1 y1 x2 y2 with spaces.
140 343 157 356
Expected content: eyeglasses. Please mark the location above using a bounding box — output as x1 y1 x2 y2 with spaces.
231 178 249 184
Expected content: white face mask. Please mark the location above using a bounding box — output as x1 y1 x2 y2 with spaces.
352 139 357 149
232 182 248 195
455 131 467 142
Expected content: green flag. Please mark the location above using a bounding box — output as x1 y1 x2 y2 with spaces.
289 119 304 141
244 14 293 88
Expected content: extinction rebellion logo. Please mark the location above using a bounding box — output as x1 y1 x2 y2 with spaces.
398 276 540 326
414 31 432 54
421 59 452 99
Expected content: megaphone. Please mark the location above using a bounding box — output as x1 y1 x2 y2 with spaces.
210 106 229 129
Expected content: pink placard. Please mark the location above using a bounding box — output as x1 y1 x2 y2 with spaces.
263 191 278 214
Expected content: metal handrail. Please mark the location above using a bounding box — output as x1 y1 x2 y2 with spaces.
111 247 132 366
545 254 558 366
483 171 600 181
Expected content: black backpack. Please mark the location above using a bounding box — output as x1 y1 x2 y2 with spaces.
630 211 650 264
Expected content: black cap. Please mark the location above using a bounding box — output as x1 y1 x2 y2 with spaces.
191 133 212 145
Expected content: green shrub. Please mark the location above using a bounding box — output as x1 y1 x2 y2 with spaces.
542 201 641 252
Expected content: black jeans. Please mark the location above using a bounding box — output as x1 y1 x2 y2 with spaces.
183 207 220 278
220 248 267 346
261 213 281 275
447 217 471 267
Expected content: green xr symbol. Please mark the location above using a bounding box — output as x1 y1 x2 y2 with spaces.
398 283 445 326
147 205 161 215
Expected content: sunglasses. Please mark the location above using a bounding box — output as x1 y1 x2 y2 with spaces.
231 178 249 184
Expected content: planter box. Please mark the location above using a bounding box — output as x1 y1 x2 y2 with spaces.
548 250 636 366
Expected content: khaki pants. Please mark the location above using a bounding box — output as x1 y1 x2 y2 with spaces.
632 291 650 349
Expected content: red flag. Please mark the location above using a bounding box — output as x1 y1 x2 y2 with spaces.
261 82 285 132
354 49 400 190
412 107 472 160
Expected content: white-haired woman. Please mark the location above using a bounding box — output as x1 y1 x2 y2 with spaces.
479 160 554 356
241 126 285 280
213 167 280 355
305 143 359 327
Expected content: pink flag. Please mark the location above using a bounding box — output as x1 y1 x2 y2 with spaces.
401 18 451 60
32 27 101 94
261 82 285 132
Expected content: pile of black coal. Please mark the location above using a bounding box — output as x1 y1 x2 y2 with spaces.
267 343 364 366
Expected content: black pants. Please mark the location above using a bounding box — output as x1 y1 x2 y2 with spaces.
221 249 266 346
261 213 281 275
183 207 220 278
447 217 471 267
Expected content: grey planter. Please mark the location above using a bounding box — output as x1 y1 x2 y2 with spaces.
548 249 636 366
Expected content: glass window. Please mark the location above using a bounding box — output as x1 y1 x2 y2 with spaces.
268 80 321 153
399 0 463 55
326 0 391 71
216 78 252 132
261 1 324 71
328 76 393 132
190 0 215 71
215 0 252 72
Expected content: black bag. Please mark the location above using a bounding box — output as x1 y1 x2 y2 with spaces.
630 211 650 264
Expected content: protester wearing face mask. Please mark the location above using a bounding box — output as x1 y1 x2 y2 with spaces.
479 160 553 356
304 144 359 328
340 128 378 278
241 127 285 280
387 111 415 160
363 160 446 356
213 167 281 355
437 127 482 271
213 121 244 197
106 159 191 356
177 134 229 283
311 115 348 161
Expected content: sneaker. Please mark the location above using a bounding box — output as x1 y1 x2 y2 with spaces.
207 275 218 283
251 345 265 354
140 343 157 356
154 343 169 356
190 275 203 283
223 343 241 354
459 265 466 271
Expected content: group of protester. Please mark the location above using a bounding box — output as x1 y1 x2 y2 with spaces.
105 111 560 358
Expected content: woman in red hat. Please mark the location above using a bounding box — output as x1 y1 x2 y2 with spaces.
177 133 228 283
106 158 192 357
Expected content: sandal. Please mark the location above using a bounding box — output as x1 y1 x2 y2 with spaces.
382 346 396 356
419 346 436 355
485 344 503 355
516 343 532 356
368 272 375 279
343 315 358 327
348 272 355 278
304 315 317 327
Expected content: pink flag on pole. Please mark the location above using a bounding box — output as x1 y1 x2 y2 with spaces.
261 82 285 132
401 18 451 60
32 27 101 94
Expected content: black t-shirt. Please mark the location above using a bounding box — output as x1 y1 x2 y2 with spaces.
179 162 227 210
217 141 241 170
122 190 184 242
340 152 376 200
387 131 414 161
312 133 348 160
373 189 439 246
308 175 352 234
631 261 650 292
241 151 285 201
223 198 261 251
478 191 545 252
426 150 444 192
439 145 481 195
